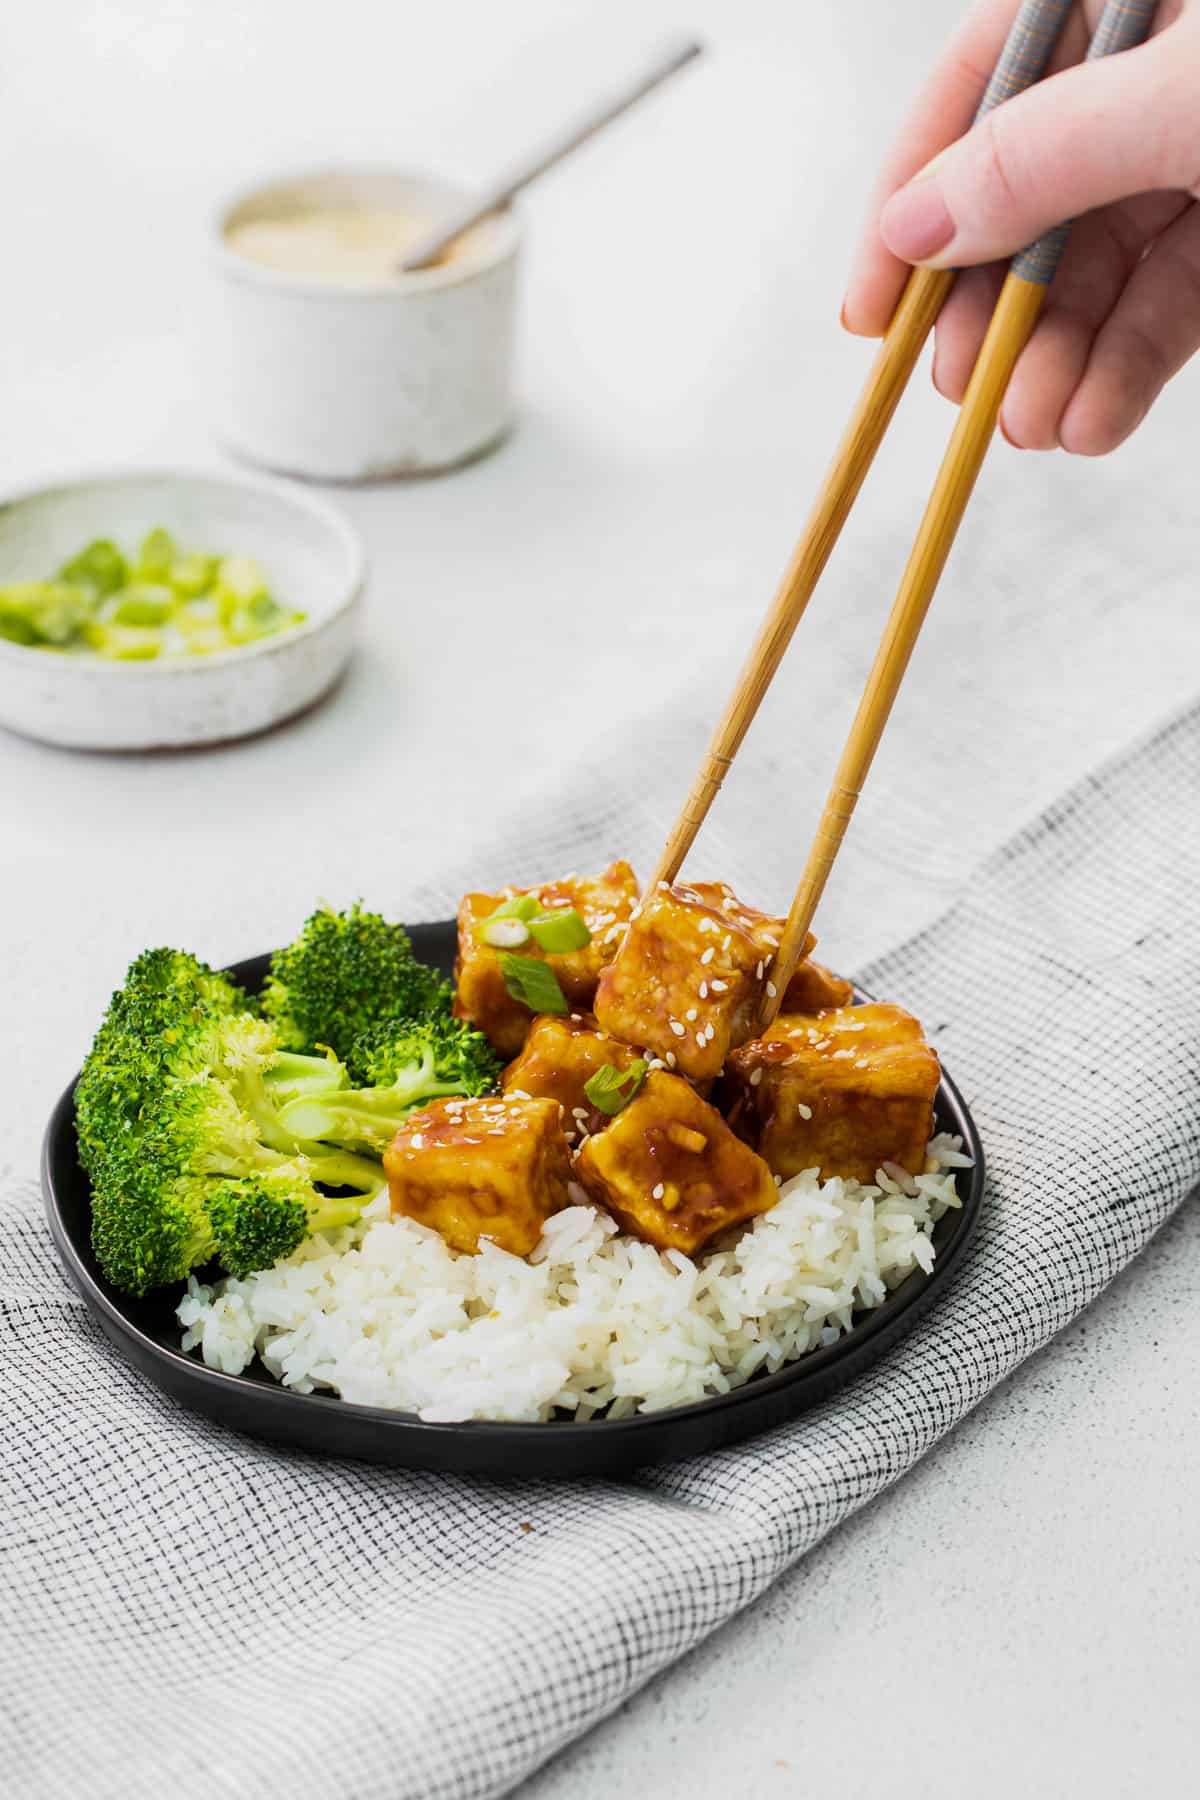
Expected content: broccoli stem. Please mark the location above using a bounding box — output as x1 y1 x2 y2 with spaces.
262 1050 347 1107
277 1048 465 1153
306 1148 387 1196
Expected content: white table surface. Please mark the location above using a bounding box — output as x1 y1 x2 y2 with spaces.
4 2 1199 1794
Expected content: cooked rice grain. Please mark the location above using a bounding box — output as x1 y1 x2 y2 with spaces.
177 1134 968 1422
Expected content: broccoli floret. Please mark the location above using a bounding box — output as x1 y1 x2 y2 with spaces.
91 1172 221 1298
262 903 451 1076
76 948 250 1167
77 948 384 1296
207 1159 374 1278
278 1015 501 1153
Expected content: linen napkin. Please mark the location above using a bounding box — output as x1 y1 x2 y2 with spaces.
2 693 1199 1800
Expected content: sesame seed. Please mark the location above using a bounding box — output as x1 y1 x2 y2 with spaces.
652 1182 665 1200
666 1052 677 1068
410 1133 424 1149
766 980 777 998
833 1049 854 1059
755 961 764 980
699 982 708 999
797 1102 813 1120
700 947 714 965
647 1058 665 1071
696 1032 706 1046
774 1174 783 1187
749 1068 762 1087
669 1019 685 1037
685 1007 697 1021
509 1088 530 1100
723 935 731 951
710 978 727 993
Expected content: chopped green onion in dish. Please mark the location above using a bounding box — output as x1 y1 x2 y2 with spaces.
0 528 305 660
478 895 540 948
478 898 593 955
527 908 591 954
583 1058 648 1116
482 917 532 949
498 953 569 1016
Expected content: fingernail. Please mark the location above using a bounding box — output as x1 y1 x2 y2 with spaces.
880 179 955 265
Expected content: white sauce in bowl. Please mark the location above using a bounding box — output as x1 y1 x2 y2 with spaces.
224 206 479 285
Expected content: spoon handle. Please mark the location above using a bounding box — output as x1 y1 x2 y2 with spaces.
399 36 703 272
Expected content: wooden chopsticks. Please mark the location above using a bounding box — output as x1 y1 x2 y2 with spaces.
757 0 1159 1027
646 0 1078 895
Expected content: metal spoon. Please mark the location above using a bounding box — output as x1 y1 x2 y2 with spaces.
398 35 704 273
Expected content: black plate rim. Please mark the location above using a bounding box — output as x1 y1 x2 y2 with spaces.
41 929 985 1467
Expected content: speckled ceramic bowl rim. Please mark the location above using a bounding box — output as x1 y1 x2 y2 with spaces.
211 164 522 303
0 465 366 676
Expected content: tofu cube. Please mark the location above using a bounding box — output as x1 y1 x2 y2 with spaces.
454 861 639 1057
574 1070 778 1255
594 880 802 1081
782 955 854 1013
383 1093 572 1258
723 1003 940 1184
501 1012 643 1145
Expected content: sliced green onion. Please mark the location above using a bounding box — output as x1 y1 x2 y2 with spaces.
0 609 38 646
109 584 175 626
216 554 269 605
527 908 591 954
168 552 217 597
59 539 127 596
87 624 162 660
477 894 539 947
491 895 540 921
498 954 568 1016
584 1059 648 1116
7 534 299 659
482 917 531 949
136 527 177 581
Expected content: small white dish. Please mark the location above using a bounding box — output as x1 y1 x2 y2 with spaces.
0 468 363 751
211 168 521 481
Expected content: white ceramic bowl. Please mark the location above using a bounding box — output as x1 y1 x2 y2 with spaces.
0 468 363 751
211 168 520 481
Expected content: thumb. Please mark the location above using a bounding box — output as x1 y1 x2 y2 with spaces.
878 37 1190 269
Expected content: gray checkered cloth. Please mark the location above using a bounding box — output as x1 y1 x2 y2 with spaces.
3 690 1199 1799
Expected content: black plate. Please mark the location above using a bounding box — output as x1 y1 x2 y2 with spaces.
42 920 984 1477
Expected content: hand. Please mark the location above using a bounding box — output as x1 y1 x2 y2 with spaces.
842 0 1199 454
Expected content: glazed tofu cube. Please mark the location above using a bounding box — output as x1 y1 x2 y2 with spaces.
574 1070 778 1255
501 1012 643 1145
723 1003 940 1184
594 880 805 1081
782 955 854 1013
454 861 639 1057
383 1093 572 1258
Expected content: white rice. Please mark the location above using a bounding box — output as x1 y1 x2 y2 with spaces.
177 1134 970 1423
